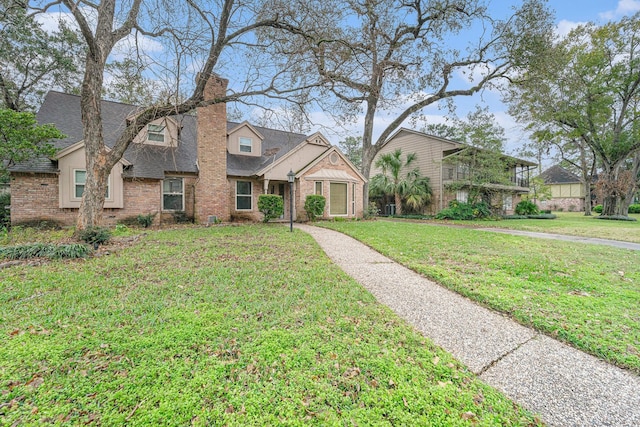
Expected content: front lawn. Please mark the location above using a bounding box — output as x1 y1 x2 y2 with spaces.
434 212 640 243
0 226 539 426
319 221 640 374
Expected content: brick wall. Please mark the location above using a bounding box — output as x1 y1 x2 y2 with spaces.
539 197 585 212
10 173 168 226
195 75 230 223
298 154 365 220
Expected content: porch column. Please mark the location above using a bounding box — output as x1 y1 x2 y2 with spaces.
263 179 269 194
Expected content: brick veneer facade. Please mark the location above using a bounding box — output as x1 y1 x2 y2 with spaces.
195 75 230 223
10 173 197 226
297 153 364 220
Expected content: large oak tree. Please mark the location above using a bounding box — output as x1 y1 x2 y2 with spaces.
262 0 553 206
508 14 640 217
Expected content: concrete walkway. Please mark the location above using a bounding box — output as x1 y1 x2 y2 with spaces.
296 224 640 427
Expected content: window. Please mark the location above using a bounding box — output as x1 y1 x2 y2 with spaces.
503 194 513 211
352 183 356 215
163 178 184 211
315 181 323 195
236 181 252 210
74 169 109 199
74 170 86 198
148 124 165 143
456 190 468 203
329 182 347 215
239 137 252 153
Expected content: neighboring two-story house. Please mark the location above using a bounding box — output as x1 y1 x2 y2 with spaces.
538 165 589 212
373 129 534 214
9 75 366 226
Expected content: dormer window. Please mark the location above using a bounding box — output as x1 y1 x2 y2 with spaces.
239 137 252 153
148 124 165 143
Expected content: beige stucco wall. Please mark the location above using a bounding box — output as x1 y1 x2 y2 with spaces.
58 147 124 209
264 143 328 180
227 125 262 157
551 183 584 198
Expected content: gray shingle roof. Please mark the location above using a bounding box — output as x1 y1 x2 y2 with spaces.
10 92 311 179
540 165 582 184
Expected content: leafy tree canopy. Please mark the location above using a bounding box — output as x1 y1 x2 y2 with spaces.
0 109 62 177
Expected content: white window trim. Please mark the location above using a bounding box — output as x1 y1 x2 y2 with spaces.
162 177 185 211
239 137 252 153
329 181 348 217
148 124 166 143
352 183 356 215
236 181 253 211
73 169 110 200
456 190 468 203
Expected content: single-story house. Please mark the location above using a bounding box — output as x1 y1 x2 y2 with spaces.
9 75 366 226
372 129 535 215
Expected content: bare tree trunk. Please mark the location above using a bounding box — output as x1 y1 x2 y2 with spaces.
76 54 110 230
583 179 592 216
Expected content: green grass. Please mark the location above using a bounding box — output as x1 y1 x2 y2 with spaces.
319 221 640 374
0 226 539 426
430 212 640 243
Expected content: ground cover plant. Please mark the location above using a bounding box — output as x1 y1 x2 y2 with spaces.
431 212 640 243
0 226 540 426
319 221 640 373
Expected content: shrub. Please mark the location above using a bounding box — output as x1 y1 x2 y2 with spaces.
526 214 557 219
594 215 637 221
502 214 529 220
0 243 90 260
629 204 640 214
172 211 193 224
364 202 380 219
304 195 326 221
77 226 111 245
258 194 284 223
593 204 603 213
436 201 491 220
541 209 552 214
137 213 155 228
0 192 9 229
515 200 539 215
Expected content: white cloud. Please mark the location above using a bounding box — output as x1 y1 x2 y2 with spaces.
555 19 587 39
600 0 640 20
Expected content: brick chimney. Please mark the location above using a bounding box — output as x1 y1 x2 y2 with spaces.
195 74 229 223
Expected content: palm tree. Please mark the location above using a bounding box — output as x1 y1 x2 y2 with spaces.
369 149 432 215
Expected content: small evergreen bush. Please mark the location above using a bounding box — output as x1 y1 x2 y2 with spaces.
593 204 603 213
629 204 640 214
515 200 539 215
137 213 155 228
0 193 10 229
304 195 326 221
77 226 111 245
258 194 284 223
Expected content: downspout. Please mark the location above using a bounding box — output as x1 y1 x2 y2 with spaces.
193 159 199 223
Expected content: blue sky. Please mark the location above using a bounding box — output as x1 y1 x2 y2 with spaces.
300 0 640 160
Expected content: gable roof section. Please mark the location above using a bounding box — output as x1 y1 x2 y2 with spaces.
540 165 582 184
227 121 265 140
226 122 308 177
296 146 367 182
11 91 313 180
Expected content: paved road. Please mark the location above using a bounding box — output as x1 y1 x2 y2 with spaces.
297 224 640 427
